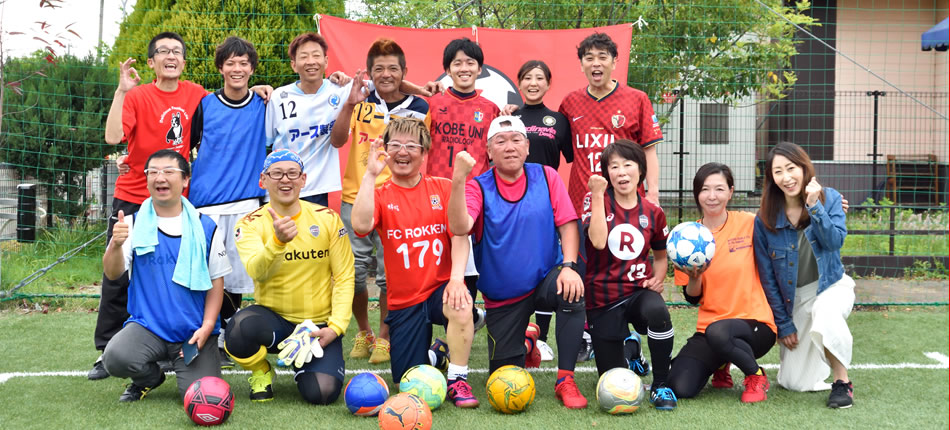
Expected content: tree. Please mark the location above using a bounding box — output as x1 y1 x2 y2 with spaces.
108 0 346 90
0 53 116 220
356 0 816 110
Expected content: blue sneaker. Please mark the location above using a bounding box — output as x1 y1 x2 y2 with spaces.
650 384 677 410
624 333 651 377
428 338 449 371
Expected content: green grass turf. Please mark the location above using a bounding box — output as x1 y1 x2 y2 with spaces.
0 307 947 429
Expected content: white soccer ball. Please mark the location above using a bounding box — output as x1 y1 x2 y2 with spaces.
666 222 716 270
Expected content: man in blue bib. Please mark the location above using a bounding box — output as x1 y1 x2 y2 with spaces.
446 116 589 409
102 149 231 402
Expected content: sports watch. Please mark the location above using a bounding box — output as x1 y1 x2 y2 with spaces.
561 261 579 271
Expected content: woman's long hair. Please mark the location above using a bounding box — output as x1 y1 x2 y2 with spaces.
758 141 825 232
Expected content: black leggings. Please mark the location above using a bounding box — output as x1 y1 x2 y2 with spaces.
668 319 775 398
589 289 674 385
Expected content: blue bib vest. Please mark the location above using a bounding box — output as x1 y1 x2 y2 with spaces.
126 214 220 343
189 91 267 207
474 163 561 300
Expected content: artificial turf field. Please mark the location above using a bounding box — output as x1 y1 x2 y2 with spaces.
0 306 946 429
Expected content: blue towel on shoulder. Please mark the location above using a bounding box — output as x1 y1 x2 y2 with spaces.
131 197 212 291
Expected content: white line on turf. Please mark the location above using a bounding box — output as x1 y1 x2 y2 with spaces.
2 352 947 384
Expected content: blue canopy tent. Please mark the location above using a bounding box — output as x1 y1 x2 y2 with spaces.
921 17 949 51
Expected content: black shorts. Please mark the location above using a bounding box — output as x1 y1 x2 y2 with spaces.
385 281 450 383
587 288 665 342
485 267 561 361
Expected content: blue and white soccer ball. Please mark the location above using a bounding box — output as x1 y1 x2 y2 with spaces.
666 222 716 270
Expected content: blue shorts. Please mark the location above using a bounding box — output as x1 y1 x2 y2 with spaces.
301 193 329 207
384 281 449 384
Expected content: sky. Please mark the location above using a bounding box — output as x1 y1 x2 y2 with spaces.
0 0 137 59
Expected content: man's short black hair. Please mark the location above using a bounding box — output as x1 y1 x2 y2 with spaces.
442 38 484 70
147 32 187 59
576 32 618 60
214 36 258 71
145 149 190 178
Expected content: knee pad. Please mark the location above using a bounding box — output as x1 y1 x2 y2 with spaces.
296 372 342 405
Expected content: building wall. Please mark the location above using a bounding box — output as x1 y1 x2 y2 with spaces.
834 0 949 163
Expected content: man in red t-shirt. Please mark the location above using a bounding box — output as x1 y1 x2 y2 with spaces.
426 38 500 180
350 117 479 408
559 32 664 215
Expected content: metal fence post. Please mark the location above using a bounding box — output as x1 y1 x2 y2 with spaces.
16 184 37 243
672 90 688 222
888 205 895 256
866 90 886 198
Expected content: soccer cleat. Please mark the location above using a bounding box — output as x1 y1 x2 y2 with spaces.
740 371 769 403
447 378 480 408
349 330 375 359
524 323 541 368
473 307 487 332
368 338 391 364
248 366 275 402
576 331 594 363
555 375 588 409
536 339 555 362
711 362 734 388
119 372 165 402
650 384 678 410
828 379 854 409
428 338 449 371
88 356 109 381
623 332 651 377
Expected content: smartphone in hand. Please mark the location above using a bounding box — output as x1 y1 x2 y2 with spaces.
182 342 199 366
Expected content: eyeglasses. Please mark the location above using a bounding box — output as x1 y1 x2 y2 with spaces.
385 142 423 153
154 47 184 57
144 167 185 177
264 170 303 180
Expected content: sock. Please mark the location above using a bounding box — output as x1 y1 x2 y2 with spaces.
556 369 574 384
524 338 534 354
447 363 468 381
227 345 270 373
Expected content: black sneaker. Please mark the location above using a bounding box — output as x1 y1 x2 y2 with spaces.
219 349 234 369
650 383 678 410
87 357 109 381
119 372 166 402
828 379 853 408
576 331 594 363
623 332 651 377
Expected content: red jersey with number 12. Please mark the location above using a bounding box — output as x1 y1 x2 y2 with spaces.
559 84 663 215
582 190 668 310
370 176 454 310
427 89 500 180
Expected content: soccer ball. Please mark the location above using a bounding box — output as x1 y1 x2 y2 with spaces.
183 376 233 426
596 367 645 414
378 393 432 430
485 365 536 414
344 372 390 416
666 221 716 270
399 364 446 410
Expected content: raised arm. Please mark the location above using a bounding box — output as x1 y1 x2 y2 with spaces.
586 176 609 250
351 138 388 235
447 151 476 236
329 70 368 148
104 58 140 145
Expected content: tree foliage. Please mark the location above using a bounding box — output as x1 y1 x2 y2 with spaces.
108 0 345 90
355 0 817 108
0 53 116 219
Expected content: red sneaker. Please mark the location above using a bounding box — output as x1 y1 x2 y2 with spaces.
711 363 734 388
447 378 480 408
524 323 541 369
555 375 588 409
741 372 769 403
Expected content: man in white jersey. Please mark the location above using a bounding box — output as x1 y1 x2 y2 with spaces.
265 32 352 207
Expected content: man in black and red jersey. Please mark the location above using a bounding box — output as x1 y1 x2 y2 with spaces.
559 32 663 216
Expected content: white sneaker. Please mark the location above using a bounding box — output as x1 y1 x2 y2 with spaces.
536 339 554 362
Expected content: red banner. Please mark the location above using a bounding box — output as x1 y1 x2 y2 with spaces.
318 15 633 209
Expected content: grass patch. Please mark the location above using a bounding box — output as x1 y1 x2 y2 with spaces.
0 307 946 429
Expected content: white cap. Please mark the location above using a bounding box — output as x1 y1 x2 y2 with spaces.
487 115 527 141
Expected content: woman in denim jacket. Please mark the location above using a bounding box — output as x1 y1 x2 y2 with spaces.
753 142 856 409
